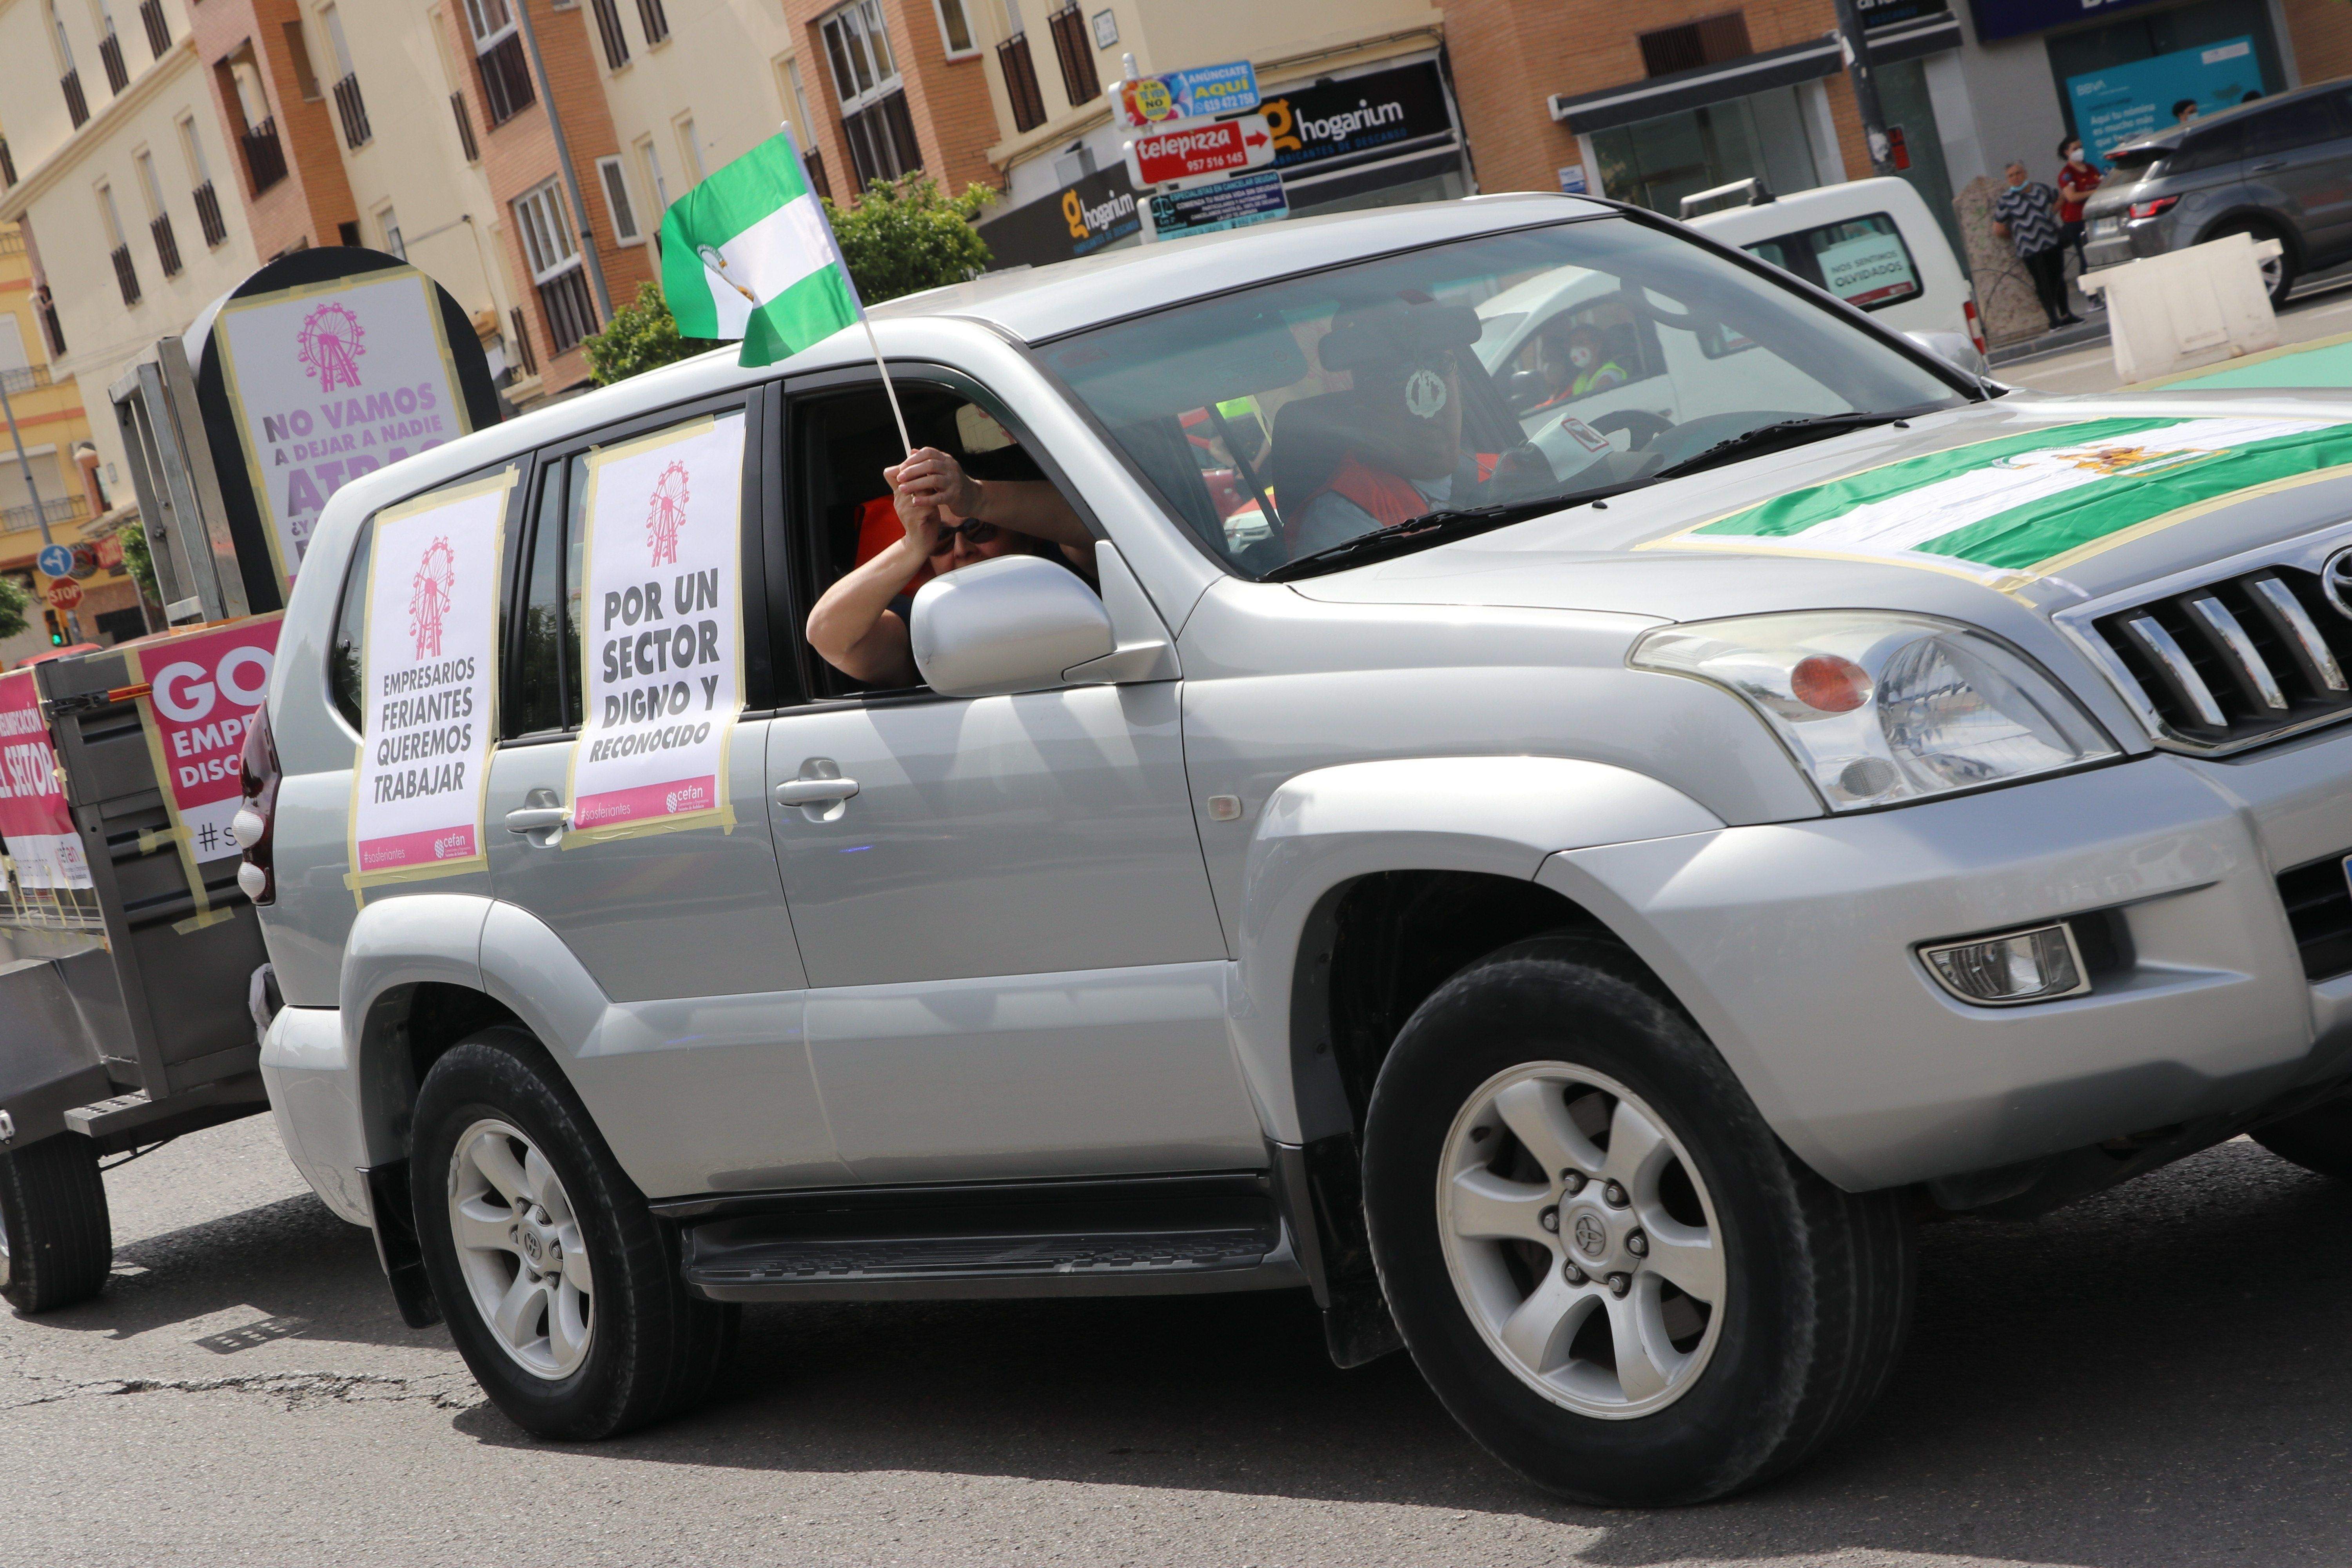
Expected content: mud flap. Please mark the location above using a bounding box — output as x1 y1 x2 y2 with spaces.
361 1161 442 1328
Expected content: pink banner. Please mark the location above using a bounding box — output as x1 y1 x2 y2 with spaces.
571 775 718 831
356 821 480 873
0 667 89 889
134 616 283 863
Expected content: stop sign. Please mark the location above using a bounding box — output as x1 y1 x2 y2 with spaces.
44 576 83 611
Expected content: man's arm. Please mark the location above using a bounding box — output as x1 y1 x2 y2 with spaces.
892 447 1090 550
806 495 936 688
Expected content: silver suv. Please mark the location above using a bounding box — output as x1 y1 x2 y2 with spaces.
2083 78 2352 308
247 195 2352 1505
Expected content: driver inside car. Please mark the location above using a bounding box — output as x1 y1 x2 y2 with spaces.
1288 296 1549 558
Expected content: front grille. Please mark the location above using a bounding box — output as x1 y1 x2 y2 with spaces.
2278 853 2352 980
2091 563 2352 751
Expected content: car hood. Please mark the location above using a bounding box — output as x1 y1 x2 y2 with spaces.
1288 390 2352 628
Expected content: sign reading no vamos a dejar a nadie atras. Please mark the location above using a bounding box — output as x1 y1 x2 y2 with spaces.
566 413 746 843
215 267 475 590
346 469 513 896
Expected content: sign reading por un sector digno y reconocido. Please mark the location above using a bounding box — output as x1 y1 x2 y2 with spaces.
345 469 513 894
0 668 91 889
565 413 746 843
214 268 474 589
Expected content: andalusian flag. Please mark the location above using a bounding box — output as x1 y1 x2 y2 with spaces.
1650 416 2352 584
659 127 861 368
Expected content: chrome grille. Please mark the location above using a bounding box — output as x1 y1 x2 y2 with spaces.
2091 563 2352 751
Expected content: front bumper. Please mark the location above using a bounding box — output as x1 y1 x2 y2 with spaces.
1538 738 2352 1192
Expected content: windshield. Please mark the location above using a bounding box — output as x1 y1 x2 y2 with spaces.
1039 215 1964 579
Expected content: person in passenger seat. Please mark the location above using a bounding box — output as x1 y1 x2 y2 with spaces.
806 409 1095 689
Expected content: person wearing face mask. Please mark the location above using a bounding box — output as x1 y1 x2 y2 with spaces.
2056 137 2101 279
1562 323 1628 399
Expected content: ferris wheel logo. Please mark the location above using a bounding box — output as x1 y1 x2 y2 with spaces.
298 301 367 393
410 537 456 659
646 461 690 566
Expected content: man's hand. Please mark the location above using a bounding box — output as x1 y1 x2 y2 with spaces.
888 447 985 523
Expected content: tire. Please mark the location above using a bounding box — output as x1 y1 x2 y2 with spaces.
0 1134 113 1315
2210 221 2295 310
2252 1095 2352 1181
1362 936 1915 1506
410 1027 737 1439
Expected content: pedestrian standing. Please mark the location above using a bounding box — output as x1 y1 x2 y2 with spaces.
2057 137 2100 270
1992 161 2077 332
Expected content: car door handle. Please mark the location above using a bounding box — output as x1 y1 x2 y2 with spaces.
2251 160 2286 173
774 778 859 805
504 806 571 831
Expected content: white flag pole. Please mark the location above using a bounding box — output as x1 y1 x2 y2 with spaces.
779 121 914 456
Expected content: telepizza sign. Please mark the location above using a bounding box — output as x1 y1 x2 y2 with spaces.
1125 116 1276 189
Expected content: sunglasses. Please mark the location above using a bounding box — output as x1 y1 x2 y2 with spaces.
928 518 1000 555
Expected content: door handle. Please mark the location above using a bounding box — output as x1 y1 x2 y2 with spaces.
504 806 570 831
2250 160 2286 173
774 777 860 806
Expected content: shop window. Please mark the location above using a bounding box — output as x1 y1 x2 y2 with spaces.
1592 85 1818 217
1638 13 1750 78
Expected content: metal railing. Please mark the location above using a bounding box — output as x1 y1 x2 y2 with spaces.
140 0 169 57
0 227 22 256
0 871 107 936
99 31 129 94
538 266 596 355
332 71 370 147
110 243 141 306
62 70 89 129
476 32 534 127
193 180 227 247
152 211 181 277
450 91 479 161
240 116 287 192
2 495 87 533
0 364 53 395
588 0 629 69
636 0 670 44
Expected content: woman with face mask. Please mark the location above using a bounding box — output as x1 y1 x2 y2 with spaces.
1563 324 1628 399
2056 137 2101 280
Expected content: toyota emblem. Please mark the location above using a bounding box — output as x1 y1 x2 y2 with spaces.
1572 1212 1608 1258
2324 547 2352 620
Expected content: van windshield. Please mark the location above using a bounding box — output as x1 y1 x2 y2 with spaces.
1038 215 1964 580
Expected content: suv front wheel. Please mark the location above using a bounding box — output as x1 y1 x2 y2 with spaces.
1363 937 1915 1505
411 1027 737 1439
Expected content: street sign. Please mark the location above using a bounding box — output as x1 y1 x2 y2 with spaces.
35 543 73 578
1148 169 1289 241
69 543 98 581
1125 114 1274 189
1114 60 1261 129
44 576 83 612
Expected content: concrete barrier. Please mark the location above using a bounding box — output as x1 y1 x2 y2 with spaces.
2078 233 2283 384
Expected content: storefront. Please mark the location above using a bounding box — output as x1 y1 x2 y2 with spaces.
2026 0 2288 163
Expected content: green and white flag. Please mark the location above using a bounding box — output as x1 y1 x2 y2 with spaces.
660 128 861 368
1648 415 2352 585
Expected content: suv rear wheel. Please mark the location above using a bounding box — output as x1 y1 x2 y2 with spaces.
1362 937 1914 1505
2211 220 2295 310
411 1027 737 1438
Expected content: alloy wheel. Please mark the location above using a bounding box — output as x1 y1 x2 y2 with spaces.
447 1118 595 1380
1436 1062 1725 1418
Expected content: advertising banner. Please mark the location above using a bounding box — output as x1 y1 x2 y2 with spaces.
124 613 283 920
1817 230 1920 308
345 469 513 893
213 267 473 588
566 413 745 845
1263 61 1455 175
975 165 1142 269
0 668 91 890
1149 170 1289 241
2066 40 2263 163
1115 60 1261 129
1125 115 1275 189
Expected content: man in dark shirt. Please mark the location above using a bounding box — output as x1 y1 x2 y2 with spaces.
1993 161 2077 331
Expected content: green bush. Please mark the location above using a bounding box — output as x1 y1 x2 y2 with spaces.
584 281 722 386
0 572 25 643
117 520 158 606
826 174 996 305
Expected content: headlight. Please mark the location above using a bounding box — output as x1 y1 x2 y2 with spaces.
1630 612 2117 810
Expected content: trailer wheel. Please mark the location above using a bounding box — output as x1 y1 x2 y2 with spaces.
0 1134 114 1314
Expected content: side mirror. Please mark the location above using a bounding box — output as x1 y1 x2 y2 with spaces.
1904 329 1988 380
908 553 1115 697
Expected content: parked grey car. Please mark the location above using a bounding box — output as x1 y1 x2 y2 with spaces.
242 193 2352 1506
2083 76 2352 308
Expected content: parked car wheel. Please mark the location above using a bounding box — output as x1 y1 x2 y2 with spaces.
0 1133 113 1315
411 1027 737 1439
2252 1095 2352 1181
1362 936 1915 1505
2210 220 2295 310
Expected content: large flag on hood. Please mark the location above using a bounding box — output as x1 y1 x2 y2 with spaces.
659 128 861 368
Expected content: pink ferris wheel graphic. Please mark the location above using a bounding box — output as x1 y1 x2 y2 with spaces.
409 537 456 659
298 301 367 393
646 461 690 566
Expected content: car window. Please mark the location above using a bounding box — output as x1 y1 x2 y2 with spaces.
1039 214 1961 579
1740 212 1922 314
788 379 1097 700
2242 97 2343 159
2168 120 2246 174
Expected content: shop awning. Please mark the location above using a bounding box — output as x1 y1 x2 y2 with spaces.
1550 20 1961 133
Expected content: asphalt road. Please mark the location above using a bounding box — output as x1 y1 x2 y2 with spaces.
3 1115 2349 1567
2004 271 2352 396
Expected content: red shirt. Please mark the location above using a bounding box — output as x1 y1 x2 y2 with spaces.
2058 162 2101 223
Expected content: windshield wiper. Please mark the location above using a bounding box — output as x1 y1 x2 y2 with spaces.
1263 481 1651 583
1650 408 1935 482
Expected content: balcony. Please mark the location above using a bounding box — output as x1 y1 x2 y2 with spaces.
152 212 181 278
100 31 129 94
62 71 89 129
476 33 535 127
333 71 370 148
998 34 1046 134
0 497 85 536
537 267 596 355
240 116 287 193
450 91 479 162
0 363 54 396
110 243 140 307
140 0 169 58
193 180 227 247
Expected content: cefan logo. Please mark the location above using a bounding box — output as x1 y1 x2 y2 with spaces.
663 783 708 815
646 461 689 567
409 537 456 659
298 301 366 393
431 831 469 859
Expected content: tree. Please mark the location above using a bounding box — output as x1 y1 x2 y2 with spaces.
583 281 722 386
0 573 25 644
118 520 158 606
826 174 996 305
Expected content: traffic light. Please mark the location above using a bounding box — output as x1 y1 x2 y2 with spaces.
43 610 62 646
